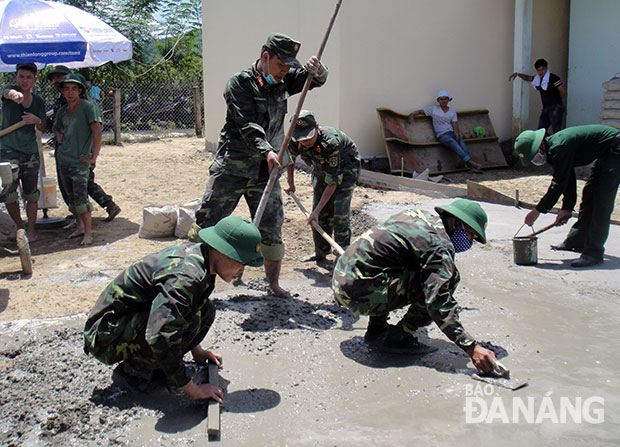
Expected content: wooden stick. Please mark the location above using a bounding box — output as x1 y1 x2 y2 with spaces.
527 222 556 237
207 361 221 440
0 120 27 138
289 191 345 255
253 0 343 227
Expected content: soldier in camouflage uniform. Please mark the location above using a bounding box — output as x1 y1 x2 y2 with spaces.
332 199 498 373
190 33 328 296
84 216 263 401
285 111 361 264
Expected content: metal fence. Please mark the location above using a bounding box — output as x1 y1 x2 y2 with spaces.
0 74 204 140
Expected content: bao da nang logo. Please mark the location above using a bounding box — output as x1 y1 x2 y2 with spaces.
464 383 605 424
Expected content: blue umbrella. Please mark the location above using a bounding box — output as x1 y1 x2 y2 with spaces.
0 0 132 71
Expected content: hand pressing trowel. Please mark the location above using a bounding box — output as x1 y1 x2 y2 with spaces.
472 360 529 391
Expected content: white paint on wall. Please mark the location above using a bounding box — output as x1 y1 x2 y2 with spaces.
202 0 569 158
567 0 620 126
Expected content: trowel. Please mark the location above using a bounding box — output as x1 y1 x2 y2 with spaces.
472 360 529 391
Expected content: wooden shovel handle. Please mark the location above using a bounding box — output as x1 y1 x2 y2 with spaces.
0 120 27 138
289 191 345 256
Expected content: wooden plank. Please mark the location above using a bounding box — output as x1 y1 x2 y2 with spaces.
359 169 466 198
467 180 620 225
467 180 518 206
207 362 221 441
377 107 508 174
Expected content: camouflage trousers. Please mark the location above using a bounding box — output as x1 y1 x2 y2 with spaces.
333 269 433 333
312 171 359 257
56 162 93 214
194 172 285 260
0 149 40 204
88 164 114 210
84 300 216 369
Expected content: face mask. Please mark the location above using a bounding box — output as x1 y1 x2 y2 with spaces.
263 54 279 85
451 228 473 253
531 151 547 166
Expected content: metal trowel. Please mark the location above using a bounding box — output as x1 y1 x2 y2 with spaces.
472 361 529 391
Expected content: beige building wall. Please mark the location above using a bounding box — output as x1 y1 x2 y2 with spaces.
202 0 569 159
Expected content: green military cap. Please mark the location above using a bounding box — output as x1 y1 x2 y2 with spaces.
514 128 545 166
435 199 488 243
291 110 317 142
47 65 71 80
264 33 301 67
198 216 264 267
59 73 87 91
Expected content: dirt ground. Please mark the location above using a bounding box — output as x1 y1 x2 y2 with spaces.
1 136 617 321
1 137 619 446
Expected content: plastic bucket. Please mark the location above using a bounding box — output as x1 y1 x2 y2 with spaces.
513 236 537 265
38 177 58 209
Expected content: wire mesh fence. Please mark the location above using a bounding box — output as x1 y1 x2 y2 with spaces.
0 73 204 140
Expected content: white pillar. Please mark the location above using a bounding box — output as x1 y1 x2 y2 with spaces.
512 0 532 139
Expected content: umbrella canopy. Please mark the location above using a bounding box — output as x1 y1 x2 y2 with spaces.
0 0 132 71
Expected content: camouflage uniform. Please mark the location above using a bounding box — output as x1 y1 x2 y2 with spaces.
83 242 216 388
332 209 476 351
194 60 327 260
288 126 361 256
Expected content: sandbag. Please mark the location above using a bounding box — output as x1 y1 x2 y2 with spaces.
601 119 620 130
138 205 178 239
602 101 620 110
600 109 620 120
602 78 620 91
603 91 620 101
174 199 201 239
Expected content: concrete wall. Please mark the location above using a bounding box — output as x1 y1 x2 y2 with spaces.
202 0 570 158
567 0 620 126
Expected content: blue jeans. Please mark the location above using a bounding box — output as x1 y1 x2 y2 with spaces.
437 131 472 162
538 103 564 134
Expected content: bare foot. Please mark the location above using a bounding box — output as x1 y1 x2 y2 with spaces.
269 283 290 297
81 234 93 245
69 228 84 239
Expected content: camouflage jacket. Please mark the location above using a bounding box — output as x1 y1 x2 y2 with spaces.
332 209 475 350
210 61 327 180
288 126 361 186
84 242 216 387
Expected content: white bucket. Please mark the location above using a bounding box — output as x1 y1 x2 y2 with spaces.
38 176 58 209
0 162 13 187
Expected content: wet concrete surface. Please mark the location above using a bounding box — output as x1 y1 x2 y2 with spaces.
1 199 619 446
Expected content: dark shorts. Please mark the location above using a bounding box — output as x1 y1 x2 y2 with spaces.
0 149 40 204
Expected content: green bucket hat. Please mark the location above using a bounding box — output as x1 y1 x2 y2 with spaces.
198 216 264 267
514 128 545 166
291 110 317 142
59 73 87 91
435 199 488 243
47 65 71 80
264 33 301 67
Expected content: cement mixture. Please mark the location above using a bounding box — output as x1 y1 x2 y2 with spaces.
1 199 619 446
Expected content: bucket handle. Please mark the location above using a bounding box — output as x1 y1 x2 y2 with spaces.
513 223 534 238
514 222 557 238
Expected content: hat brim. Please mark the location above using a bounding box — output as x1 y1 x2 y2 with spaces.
275 53 301 67
435 204 487 243
198 227 264 267
518 128 546 166
292 126 316 142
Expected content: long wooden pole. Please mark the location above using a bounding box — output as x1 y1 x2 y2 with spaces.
289 191 345 255
0 119 27 138
253 0 343 227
